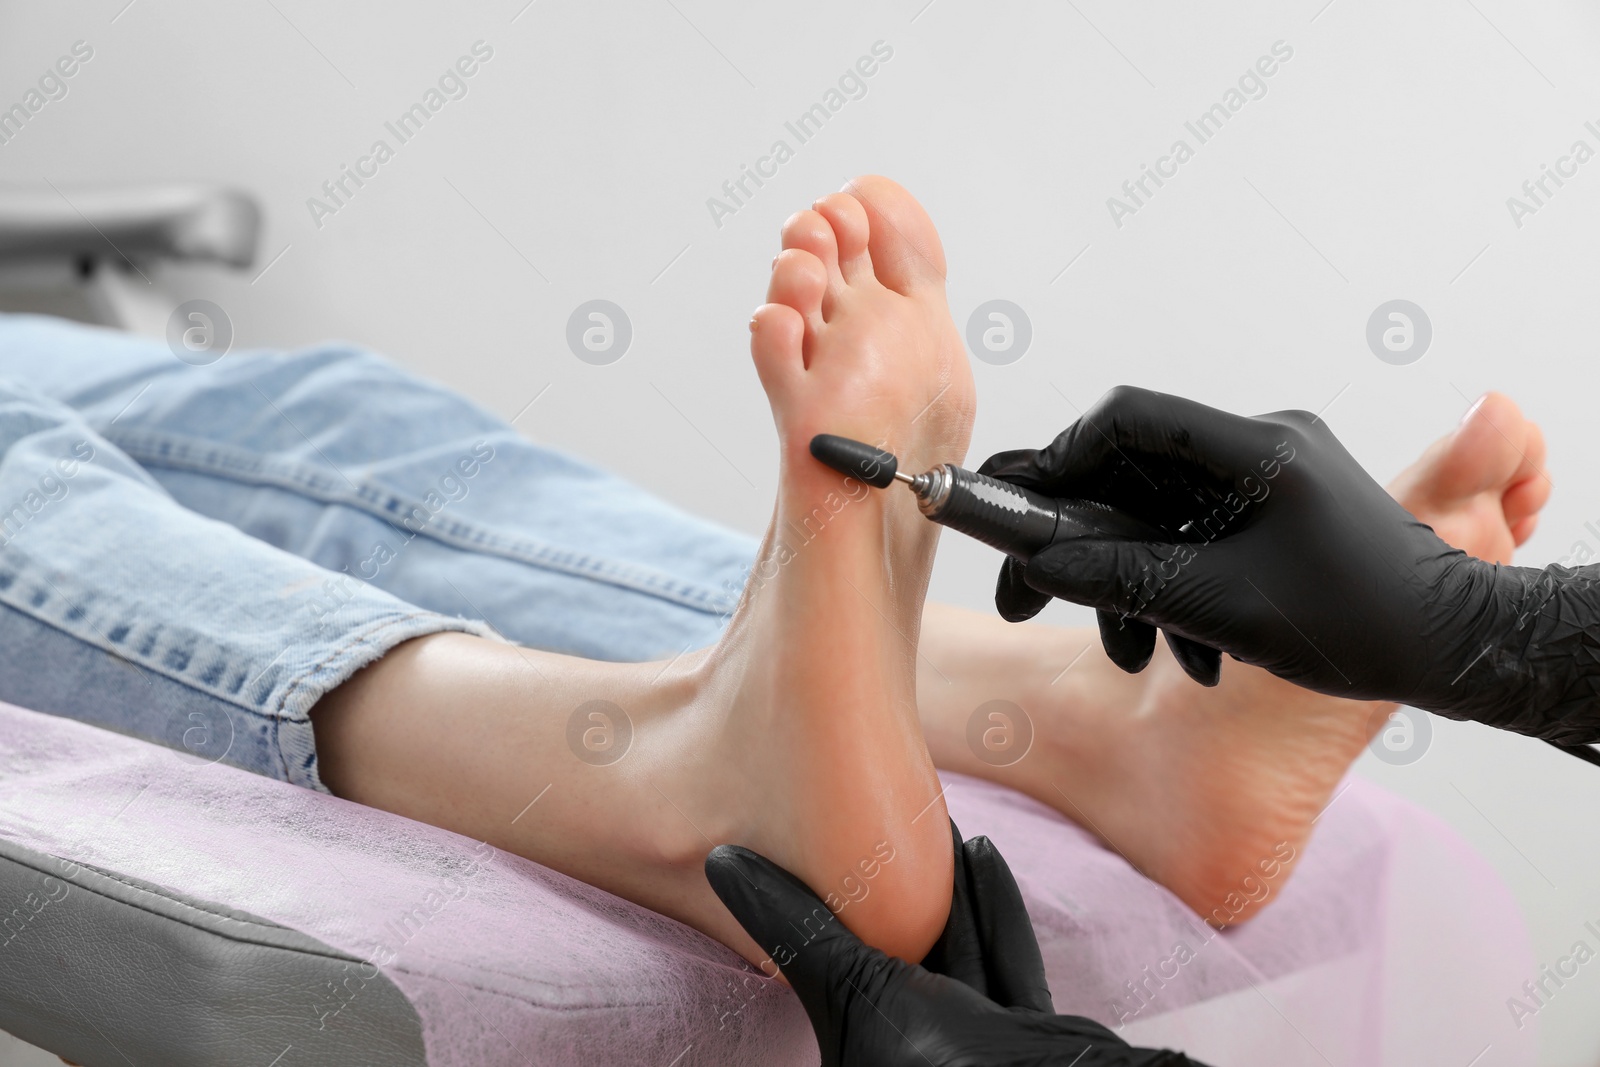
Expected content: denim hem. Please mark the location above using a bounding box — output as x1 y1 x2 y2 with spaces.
0 541 486 795
103 427 741 618
270 610 489 793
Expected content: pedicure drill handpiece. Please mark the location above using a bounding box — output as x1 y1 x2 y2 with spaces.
808 434 1166 560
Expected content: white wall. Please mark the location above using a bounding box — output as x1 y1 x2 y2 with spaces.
3 0 1599 1062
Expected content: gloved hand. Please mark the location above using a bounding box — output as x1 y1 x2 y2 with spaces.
705 821 1204 1067
979 386 1600 743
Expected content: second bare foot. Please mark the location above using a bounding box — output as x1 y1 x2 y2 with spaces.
921 395 1549 925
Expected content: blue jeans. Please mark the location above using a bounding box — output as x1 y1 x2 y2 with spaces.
0 314 758 791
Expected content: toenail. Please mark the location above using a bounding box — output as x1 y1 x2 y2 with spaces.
771 256 778 269
749 315 759 333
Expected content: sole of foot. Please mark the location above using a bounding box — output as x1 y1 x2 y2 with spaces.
699 175 977 962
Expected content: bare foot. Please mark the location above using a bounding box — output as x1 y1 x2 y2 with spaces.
919 393 1547 925
722 174 975 957
314 176 973 966
1386 391 1549 564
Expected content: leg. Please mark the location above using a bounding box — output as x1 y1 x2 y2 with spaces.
0 380 486 791
314 175 975 964
4 294 1543 930
0 314 754 663
1 177 979 963
916 392 1549 922
6 304 963 960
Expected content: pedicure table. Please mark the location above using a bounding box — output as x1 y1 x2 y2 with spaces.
0 701 1536 1067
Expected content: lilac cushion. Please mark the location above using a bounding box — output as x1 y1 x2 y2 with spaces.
0 702 1536 1066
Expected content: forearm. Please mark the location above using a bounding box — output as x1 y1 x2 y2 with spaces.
1441 562 1600 743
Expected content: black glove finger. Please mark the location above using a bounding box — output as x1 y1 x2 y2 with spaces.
705 845 888 1009
958 835 1054 1014
1162 631 1222 686
1023 537 1171 619
1097 611 1157 674
976 445 1045 485
995 556 1053 623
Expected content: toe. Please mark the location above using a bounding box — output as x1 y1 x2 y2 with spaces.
749 303 806 396
842 174 947 295
812 192 873 283
1510 418 1548 485
1501 418 1552 536
768 249 828 353
1503 472 1552 531
781 209 843 294
1437 392 1529 497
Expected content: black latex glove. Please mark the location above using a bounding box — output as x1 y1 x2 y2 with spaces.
981 385 1600 744
705 821 1204 1067
979 425 1224 687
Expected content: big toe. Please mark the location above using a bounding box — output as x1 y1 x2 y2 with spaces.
1436 392 1541 498
1503 420 1552 534
842 175 947 294
1388 391 1552 563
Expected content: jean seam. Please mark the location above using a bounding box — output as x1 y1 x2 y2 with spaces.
104 428 740 616
0 562 276 721
0 550 478 780
0 598 283 727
